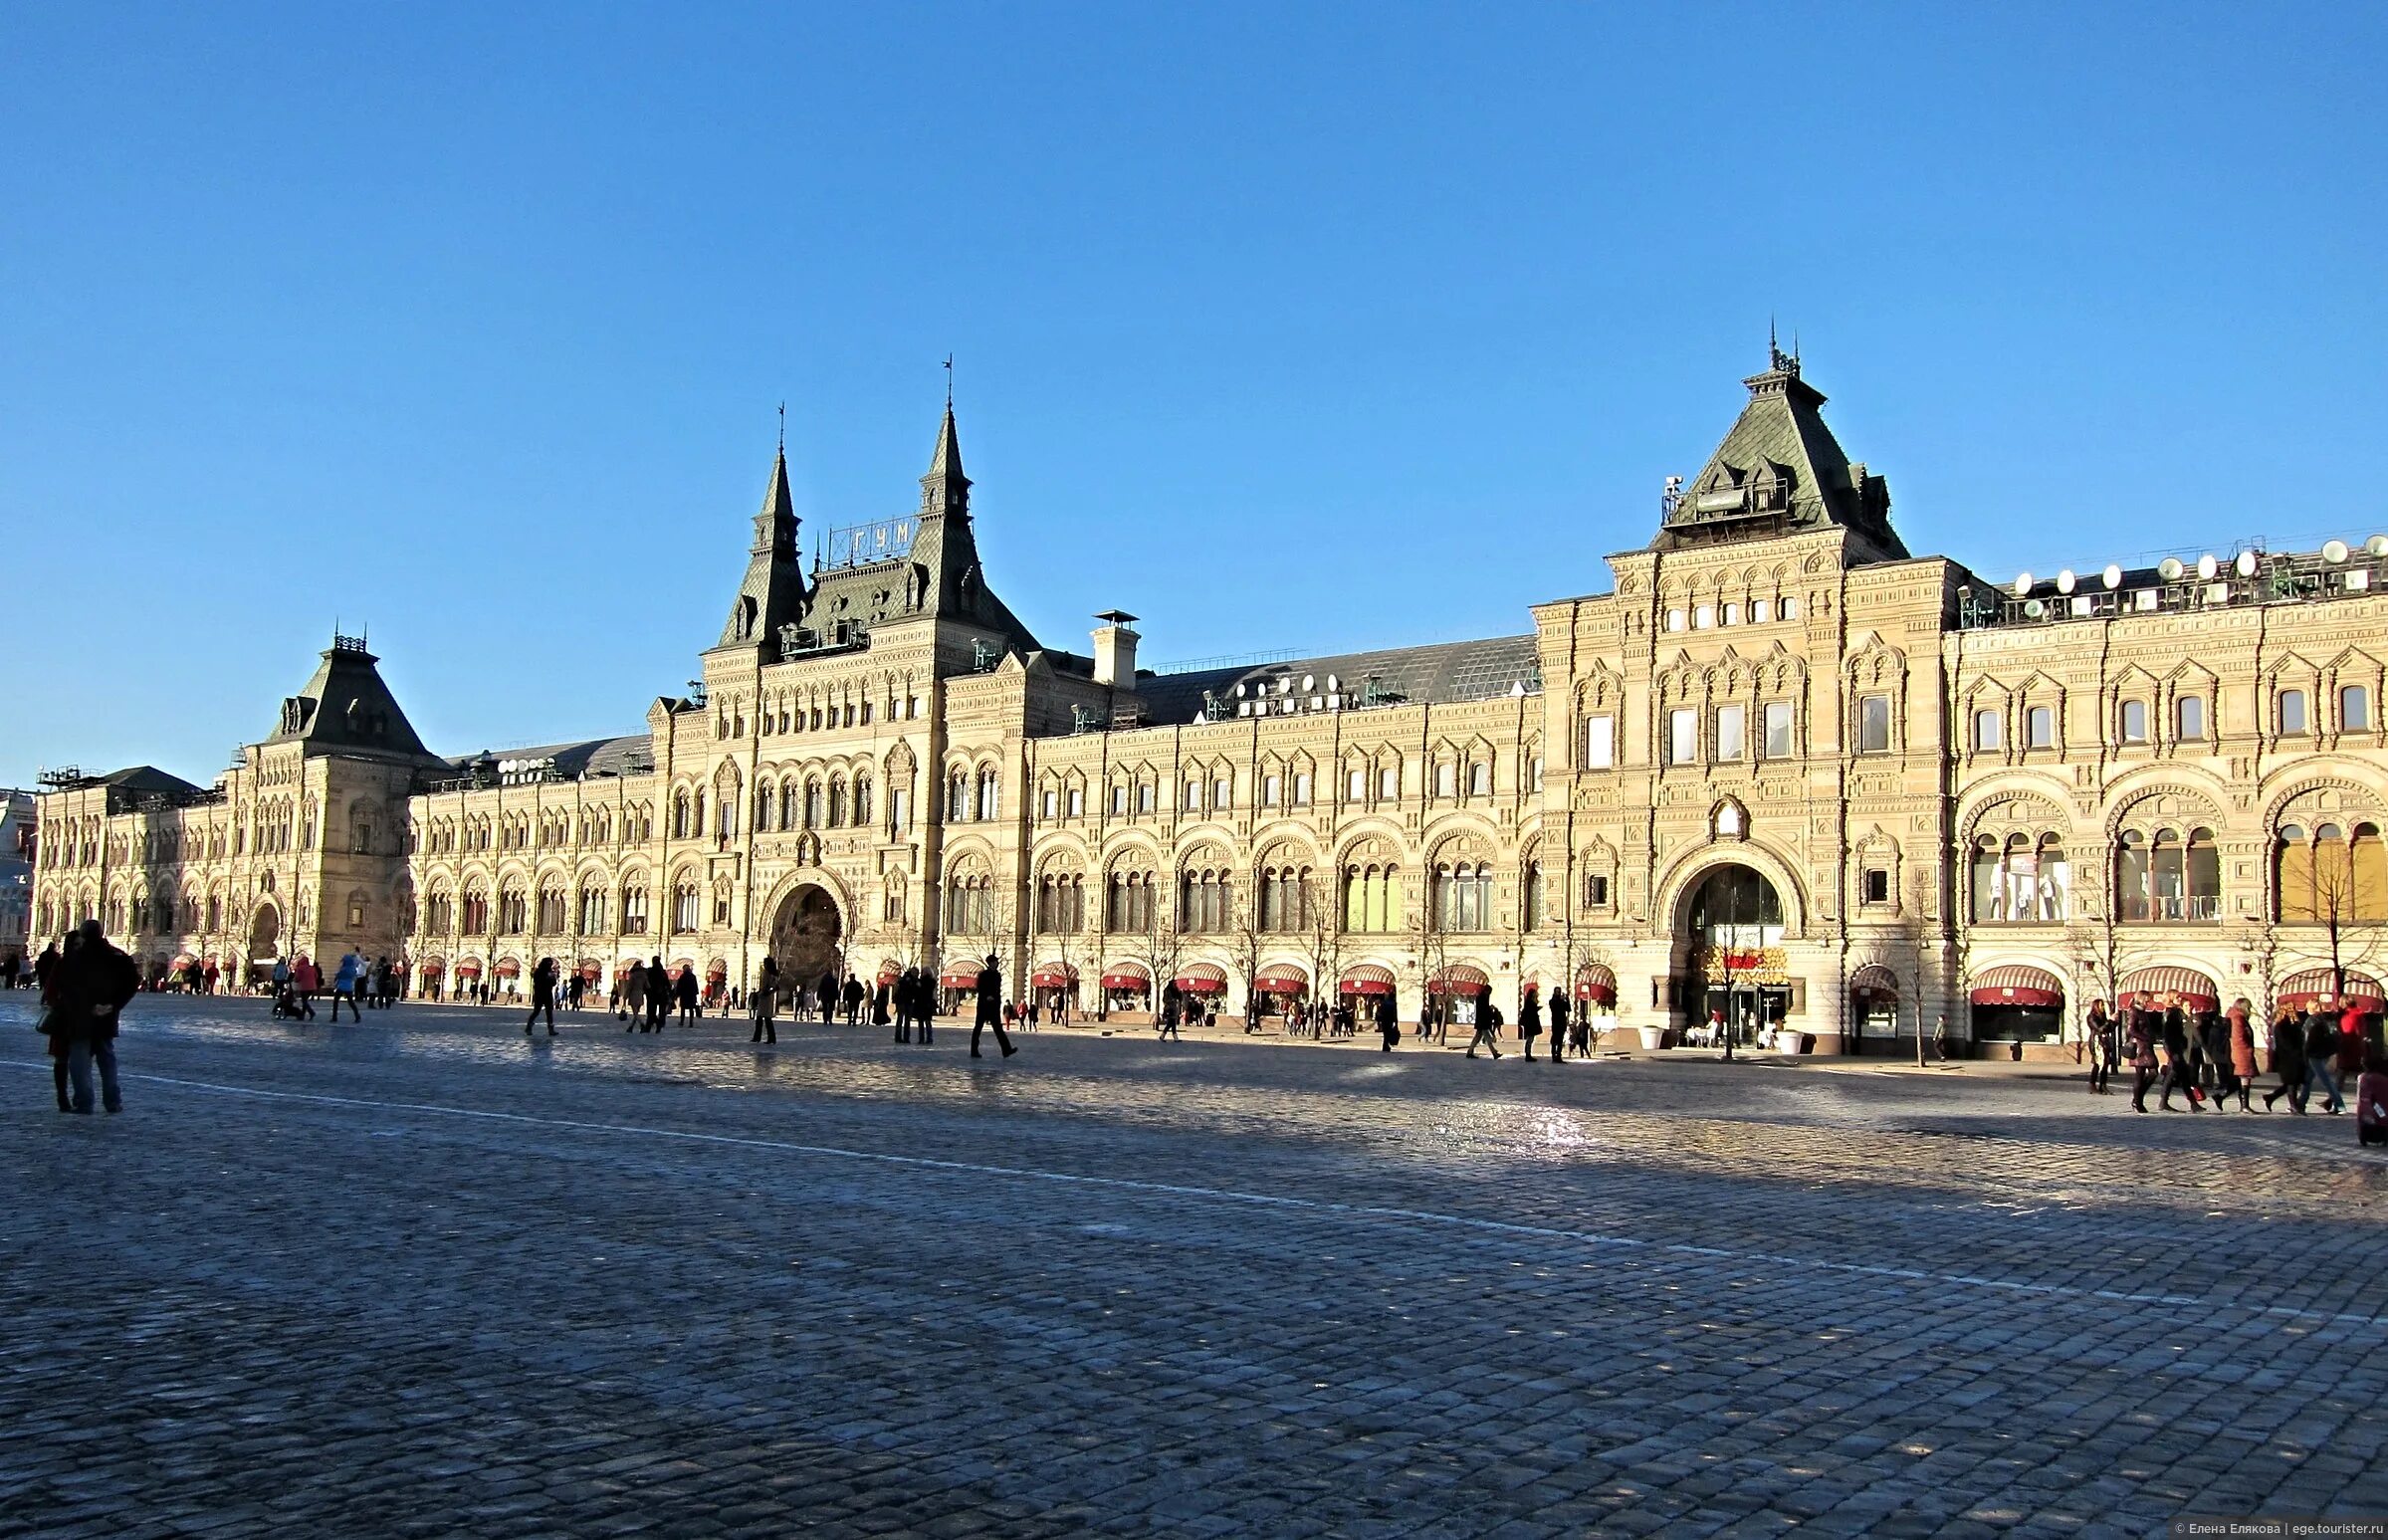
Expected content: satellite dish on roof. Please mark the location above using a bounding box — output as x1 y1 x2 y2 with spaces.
2102 563 2123 589
2057 569 2076 594
2197 553 2219 580
2368 536 2388 557
2013 572 2034 597
2235 550 2260 577
2024 598 2048 619
2324 539 2351 564
2158 556 2184 580
1326 673 1340 692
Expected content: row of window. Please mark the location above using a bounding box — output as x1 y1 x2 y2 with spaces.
1972 687 2371 752
1663 596 1803 632
1006 864 1553 937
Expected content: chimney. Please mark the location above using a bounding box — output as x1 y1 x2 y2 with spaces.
1091 609 1141 687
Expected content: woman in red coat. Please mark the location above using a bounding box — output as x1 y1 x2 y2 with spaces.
2226 1000 2259 1112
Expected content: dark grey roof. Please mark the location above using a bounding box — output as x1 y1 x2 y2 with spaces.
443 735 654 780
104 766 202 796
1653 353 1905 559
1134 635 1542 726
266 642 440 762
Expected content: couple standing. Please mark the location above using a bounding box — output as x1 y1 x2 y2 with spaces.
37 920 139 1114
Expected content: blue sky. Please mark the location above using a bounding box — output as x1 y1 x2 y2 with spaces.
4 4 2381 787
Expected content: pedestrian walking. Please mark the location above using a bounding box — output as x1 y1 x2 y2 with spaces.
647 956 669 1030
1157 985 1183 1041
1377 994 1401 1053
55 920 137 1114
2226 998 2259 1111
525 957 558 1036
842 972 864 1026
1519 986 1544 1063
894 967 916 1043
676 965 701 1026
2200 1006 2234 1108
752 957 779 1044
2127 1011 2159 1112
2263 1005 2308 1113
912 968 936 1044
1466 997 1503 1059
2303 1008 2347 1114
331 950 364 1023
622 962 646 1028
2159 1004 2202 1111
2084 998 2116 1094
292 955 321 1019
972 954 1016 1059
1549 989 1572 1061
36 932 81 1111
872 977 891 1028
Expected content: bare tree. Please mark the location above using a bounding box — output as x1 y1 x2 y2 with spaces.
1294 872 1346 1039
1116 883 1188 1027
2292 836 2388 1002
1903 864 1939 1067
1411 870 1450 1044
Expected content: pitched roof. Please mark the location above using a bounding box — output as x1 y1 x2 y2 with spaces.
442 735 654 779
1133 634 1542 726
266 642 439 762
1653 352 1905 558
103 766 202 796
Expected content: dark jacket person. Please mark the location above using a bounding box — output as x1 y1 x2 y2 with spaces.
59 920 138 1114
972 955 1015 1059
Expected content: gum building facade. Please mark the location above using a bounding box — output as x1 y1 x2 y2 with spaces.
34 354 2388 1053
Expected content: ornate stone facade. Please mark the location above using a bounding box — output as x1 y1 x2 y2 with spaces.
34 355 2388 1051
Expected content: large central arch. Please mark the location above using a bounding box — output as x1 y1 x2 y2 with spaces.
247 902 282 966
766 883 843 989
1676 863 1788 1043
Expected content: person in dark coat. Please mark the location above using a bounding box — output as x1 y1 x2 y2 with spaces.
2084 998 2116 1095
37 932 81 1111
1519 987 1544 1063
2198 1008 2232 1106
1549 989 1572 1061
2159 1004 2202 1111
2263 1005 2308 1112
841 972 865 1026
894 968 916 1043
2303 1008 2347 1113
646 956 669 1030
525 957 558 1036
675 966 701 1025
752 957 779 1044
972 955 1015 1059
872 977 891 1028
2126 1011 2159 1113
56 920 138 1114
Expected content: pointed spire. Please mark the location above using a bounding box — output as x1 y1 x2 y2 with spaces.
753 440 797 553
920 400 970 518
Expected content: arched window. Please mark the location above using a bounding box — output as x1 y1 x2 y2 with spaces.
1342 864 1403 933
828 775 848 828
977 770 1000 821
948 771 970 821
671 880 701 933
1180 869 1230 933
757 781 774 831
1106 871 1154 933
804 778 824 830
499 885 528 934
853 775 874 828
2279 821 2388 923
778 778 797 831
577 885 606 936
1260 865 1312 932
462 887 491 934
537 885 566 935
671 791 692 839
2116 831 2149 922
1431 863 1494 933
620 883 650 935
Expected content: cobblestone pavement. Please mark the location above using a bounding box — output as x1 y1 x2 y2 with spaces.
3 996 2383 1539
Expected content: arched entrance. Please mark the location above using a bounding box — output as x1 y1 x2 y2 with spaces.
1680 864 1787 1045
247 903 281 967
766 884 843 990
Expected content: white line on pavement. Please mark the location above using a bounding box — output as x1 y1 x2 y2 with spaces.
14 1061 2382 1330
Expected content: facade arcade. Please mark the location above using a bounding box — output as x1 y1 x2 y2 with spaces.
33 353 2388 1051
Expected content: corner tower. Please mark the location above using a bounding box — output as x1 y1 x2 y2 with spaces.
716 443 808 652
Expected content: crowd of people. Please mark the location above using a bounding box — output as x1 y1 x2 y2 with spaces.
2082 991 2388 1137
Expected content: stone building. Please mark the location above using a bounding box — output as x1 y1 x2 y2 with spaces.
32 352 2388 1051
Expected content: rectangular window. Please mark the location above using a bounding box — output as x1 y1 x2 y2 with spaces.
1212 777 1231 808
1750 598 1772 623
2343 685 2371 732
2119 700 2147 744
1762 701 1793 760
1862 868 1889 904
1668 708 1698 766
1292 772 1311 804
1468 762 1489 795
2177 695 2206 741
1975 708 2002 751
891 789 910 832
1263 774 1281 806
1585 715 1616 769
1719 602 1739 626
1379 766 1399 798
1856 694 1891 754
1185 780 1200 811
1528 755 1543 790
1137 782 1155 813
2279 689 2307 735
2028 705 2055 748
1348 769 1366 802
1694 604 1715 629
1111 783 1128 815
1781 596 1800 620
1585 873 1610 908
1067 786 1084 817
1435 762 1456 797
1041 789 1058 818
1714 704 1745 761
1665 608 1687 633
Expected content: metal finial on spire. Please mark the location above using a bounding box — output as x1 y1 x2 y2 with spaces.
777 401 785 453
944 354 954 409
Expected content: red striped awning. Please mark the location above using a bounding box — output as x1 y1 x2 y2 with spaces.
495 958 523 978
1428 964 1490 996
940 967 981 989
1252 966 1309 992
1574 963 1618 1003
454 960 484 978
1100 962 1151 990
578 961 604 979
877 962 903 986
706 961 729 981
1340 964 1397 996
1969 964 2063 1009
2277 969 2385 1007
1174 963 1227 994
1030 964 1080 989
2117 966 2220 1011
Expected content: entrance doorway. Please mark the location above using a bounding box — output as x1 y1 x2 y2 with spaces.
1681 864 1787 1045
248 904 281 968
766 884 843 990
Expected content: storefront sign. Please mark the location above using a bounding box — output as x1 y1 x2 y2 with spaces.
1698 945 1790 985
